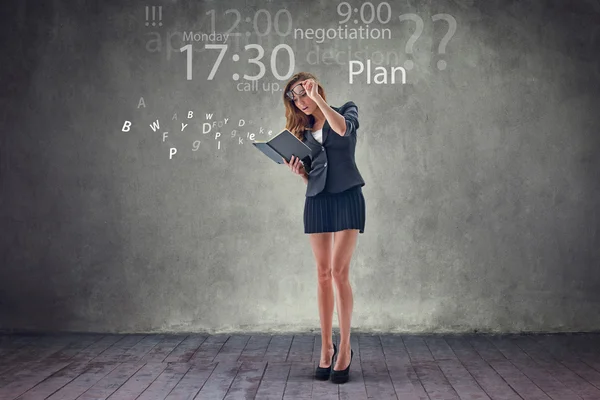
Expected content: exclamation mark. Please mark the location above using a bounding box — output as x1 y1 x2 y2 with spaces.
145 6 163 27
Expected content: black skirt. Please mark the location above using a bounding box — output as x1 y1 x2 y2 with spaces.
304 185 366 234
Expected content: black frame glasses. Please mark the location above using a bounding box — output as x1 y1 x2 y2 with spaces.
286 83 306 101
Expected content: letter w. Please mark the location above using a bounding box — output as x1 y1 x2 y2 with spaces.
149 120 160 132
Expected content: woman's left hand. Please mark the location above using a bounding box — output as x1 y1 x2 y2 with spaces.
302 79 320 101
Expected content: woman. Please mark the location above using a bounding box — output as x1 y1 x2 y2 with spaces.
282 72 366 384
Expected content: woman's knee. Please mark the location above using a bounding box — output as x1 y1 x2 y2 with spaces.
332 265 349 283
317 263 332 282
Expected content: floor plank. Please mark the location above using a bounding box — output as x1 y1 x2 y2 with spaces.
76 361 145 399
164 335 208 363
254 361 291 399
136 362 193 400
0 332 597 399
194 361 242 400
46 362 121 400
105 362 169 399
163 361 217 399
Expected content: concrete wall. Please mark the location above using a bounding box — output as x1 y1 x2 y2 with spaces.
1 0 599 334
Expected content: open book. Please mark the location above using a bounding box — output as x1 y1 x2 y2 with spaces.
252 129 312 170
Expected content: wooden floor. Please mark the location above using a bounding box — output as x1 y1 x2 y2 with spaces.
0 332 599 399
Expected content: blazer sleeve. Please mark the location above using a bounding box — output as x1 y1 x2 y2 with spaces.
339 101 359 138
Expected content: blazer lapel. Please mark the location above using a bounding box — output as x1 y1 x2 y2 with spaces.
305 124 329 145
322 119 329 144
304 128 321 146
306 103 340 145
321 104 341 143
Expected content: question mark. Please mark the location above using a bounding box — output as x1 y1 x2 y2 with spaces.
399 13 424 70
432 13 457 70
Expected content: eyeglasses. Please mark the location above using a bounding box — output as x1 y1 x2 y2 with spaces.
285 83 306 101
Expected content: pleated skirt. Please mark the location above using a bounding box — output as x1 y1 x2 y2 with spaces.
304 185 366 234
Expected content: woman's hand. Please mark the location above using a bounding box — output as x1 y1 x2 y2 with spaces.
301 78 320 101
283 155 306 176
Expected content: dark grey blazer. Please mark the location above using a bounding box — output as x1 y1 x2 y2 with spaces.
302 101 365 197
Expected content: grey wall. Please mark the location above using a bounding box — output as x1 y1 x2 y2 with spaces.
1 0 599 334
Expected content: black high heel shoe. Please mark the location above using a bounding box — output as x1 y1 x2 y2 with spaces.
330 349 353 384
315 342 337 380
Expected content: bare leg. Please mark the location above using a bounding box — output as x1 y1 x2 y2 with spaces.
332 229 358 370
309 232 335 367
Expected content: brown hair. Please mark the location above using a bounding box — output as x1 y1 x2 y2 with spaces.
283 72 327 141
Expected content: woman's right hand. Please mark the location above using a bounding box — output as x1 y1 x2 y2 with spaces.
283 155 306 176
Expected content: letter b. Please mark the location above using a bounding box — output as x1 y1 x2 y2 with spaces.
122 120 132 132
